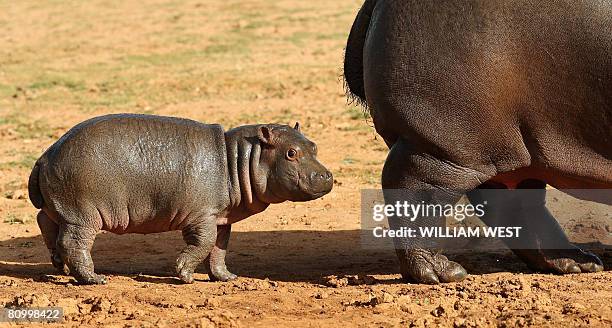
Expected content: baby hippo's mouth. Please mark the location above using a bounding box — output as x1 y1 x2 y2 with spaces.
311 190 331 198
296 170 333 200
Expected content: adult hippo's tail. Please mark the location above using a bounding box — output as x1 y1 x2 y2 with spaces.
343 0 377 108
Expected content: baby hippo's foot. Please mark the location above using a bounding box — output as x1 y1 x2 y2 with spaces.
176 261 195 284
515 246 604 274
399 249 467 284
210 264 238 282
74 272 107 285
176 254 201 284
50 252 69 275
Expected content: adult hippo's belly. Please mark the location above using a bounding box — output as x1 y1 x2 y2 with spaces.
344 0 611 284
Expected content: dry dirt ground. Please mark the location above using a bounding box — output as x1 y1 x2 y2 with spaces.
0 0 610 327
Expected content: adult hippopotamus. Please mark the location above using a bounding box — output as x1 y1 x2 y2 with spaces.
344 0 611 284
28 114 333 284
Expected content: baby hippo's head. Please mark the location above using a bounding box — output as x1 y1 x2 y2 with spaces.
256 123 333 202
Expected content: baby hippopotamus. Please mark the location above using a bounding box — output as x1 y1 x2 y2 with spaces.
28 114 333 284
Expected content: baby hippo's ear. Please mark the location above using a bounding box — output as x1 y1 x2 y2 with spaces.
257 126 274 146
293 122 301 133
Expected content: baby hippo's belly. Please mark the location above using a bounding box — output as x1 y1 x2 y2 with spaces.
96 201 225 234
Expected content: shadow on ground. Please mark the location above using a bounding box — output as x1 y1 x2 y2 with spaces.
0 230 610 284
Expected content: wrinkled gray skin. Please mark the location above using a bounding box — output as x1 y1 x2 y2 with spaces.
345 0 610 284
29 114 333 284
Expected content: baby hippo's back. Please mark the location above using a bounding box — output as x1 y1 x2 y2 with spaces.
33 114 230 233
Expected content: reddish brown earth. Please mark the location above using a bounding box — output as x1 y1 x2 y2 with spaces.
0 0 610 327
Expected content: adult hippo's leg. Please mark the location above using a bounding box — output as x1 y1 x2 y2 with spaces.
382 137 490 284
467 180 603 274
512 180 603 273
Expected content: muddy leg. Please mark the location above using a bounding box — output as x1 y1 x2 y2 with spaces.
382 137 488 284
206 224 237 281
36 211 67 274
176 219 216 284
57 223 105 284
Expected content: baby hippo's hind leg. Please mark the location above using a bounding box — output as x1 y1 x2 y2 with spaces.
57 222 106 284
36 211 67 274
177 219 216 284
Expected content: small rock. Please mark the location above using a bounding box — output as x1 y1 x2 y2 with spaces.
399 302 420 314
4 190 26 200
8 294 51 308
0 280 17 287
90 297 111 312
431 303 454 317
454 318 467 328
369 292 394 306
431 304 446 317
347 274 377 286
323 275 348 288
55 298 80 315
200 298 219 308
313 291 329 299
562 302 587 314
380 292 394 304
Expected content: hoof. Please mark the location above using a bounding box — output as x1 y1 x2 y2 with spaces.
548 255 604 274
401 249 467 284
176 257 196 284
578 262 604 273
437 259 468 282
76 273 107 285
178 270 194 284
522 248 604 274
210 268 238 282
51 253 70 275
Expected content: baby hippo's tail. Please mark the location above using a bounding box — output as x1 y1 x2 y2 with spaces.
28 160 44 209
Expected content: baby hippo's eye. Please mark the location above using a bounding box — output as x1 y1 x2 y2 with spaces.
286 148 298 160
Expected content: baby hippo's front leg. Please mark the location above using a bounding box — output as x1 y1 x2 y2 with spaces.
206 224 237 281
176 219 217 283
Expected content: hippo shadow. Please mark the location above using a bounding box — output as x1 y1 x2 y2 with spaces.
0 230 610 285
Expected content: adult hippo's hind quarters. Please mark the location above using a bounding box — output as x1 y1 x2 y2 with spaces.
345 0 611 284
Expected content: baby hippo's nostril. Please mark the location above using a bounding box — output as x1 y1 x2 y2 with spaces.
323 171 332 181
311 171 333 181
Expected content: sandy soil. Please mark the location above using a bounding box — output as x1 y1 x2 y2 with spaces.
0 0 610 327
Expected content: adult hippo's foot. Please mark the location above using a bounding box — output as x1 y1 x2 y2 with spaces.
382 138 490 284
468 179 605 275
513 248 603 274
398 249 467 284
